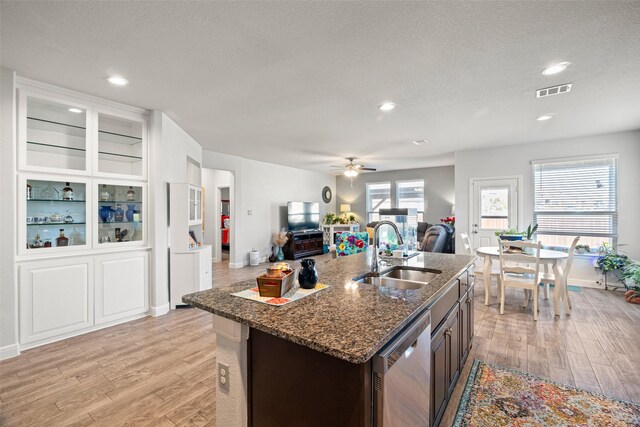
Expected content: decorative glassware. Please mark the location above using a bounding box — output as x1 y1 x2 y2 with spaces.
62 182 74 200
64 211 74 223
114 204 125 222
56 229 69 247
31 234 43 249
100 185 110 201
126 186 136 201
27 184 32 200
277 246 285 261
99 205 113 222
126 204 136 222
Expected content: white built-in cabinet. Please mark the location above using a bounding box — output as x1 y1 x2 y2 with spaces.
15 78 150 350
169 183 212 308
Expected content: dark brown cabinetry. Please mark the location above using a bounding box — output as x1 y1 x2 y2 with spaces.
283 231 324 260
431 267 475 427
431 304 460 427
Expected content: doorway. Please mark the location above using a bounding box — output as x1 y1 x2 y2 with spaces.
469 177 521 250
202 169 233 263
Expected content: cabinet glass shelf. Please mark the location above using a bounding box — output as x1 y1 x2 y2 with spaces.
98 200 142 203
28 222 87 226
98 113 143 176
98 221 143 224
27 141 142 161
97 183 143 244
28 199 87 203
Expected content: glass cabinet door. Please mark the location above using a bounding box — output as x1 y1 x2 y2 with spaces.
24 96 87 171
97 183 143 245
97 113 144 177
196 189 202 221
25 179 87 250
189 187 196 222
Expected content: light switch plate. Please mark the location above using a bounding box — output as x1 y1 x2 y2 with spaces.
219 362 230 391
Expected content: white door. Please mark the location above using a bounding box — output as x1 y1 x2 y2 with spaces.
470 178 519 250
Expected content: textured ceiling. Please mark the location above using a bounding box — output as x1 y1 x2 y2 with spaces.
2 1 639 172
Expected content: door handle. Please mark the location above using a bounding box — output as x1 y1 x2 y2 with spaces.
444 328 451 336
472 230 478 234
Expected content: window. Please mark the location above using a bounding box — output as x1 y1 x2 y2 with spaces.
366 182 391 223
480 187 509 229
396 180 425 223
533 156 617 250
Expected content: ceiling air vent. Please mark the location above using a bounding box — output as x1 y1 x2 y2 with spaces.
536 83 572 98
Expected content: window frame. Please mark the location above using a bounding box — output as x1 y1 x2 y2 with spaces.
365 181 391 224
531 154 618 250
395 179 425 223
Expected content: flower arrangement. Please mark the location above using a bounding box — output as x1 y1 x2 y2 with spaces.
273 229 288 247
441 216 455 227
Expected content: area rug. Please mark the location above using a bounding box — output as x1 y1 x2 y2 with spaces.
453 360 640 426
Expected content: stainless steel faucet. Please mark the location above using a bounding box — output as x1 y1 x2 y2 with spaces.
371 220 404 275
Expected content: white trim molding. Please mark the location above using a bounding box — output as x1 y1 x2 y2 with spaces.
150 303 170 317
0 344 20 360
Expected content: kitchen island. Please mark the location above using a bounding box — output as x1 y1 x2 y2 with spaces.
183 250 476 427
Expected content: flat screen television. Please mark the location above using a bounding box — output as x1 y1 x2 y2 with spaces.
287 202 320 232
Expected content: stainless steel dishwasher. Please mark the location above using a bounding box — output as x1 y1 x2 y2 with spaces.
373 309 431 426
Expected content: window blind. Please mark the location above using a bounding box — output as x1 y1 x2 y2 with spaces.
397 180 425 223
366 182 391 223
532 156 617 242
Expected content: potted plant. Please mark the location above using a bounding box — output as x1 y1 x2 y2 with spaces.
440 216 455 228
621 261 640 304
348 214 357 224
575 244 591 254
495 228 524 241
596 243 630 289
323 213 336 225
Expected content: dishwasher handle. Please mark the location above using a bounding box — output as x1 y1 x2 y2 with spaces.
373 309 431 374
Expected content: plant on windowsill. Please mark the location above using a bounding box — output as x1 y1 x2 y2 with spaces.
575 244 591 254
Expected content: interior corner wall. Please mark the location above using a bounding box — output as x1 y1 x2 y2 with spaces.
335 165 455 225
454 130 640 284
149 112 202 314
202 150 336 268
0 68 19 355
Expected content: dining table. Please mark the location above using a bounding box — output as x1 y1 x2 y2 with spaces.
475 246 571 316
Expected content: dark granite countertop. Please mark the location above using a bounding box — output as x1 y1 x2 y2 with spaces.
183 251 476 364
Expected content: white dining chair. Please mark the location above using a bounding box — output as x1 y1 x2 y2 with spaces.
460 232 500 277
498 239 542 321
539 236 579 309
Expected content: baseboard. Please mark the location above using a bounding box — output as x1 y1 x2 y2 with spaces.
229 261 245 269
150 303 170 317
0 344 20 360
566 278 602 289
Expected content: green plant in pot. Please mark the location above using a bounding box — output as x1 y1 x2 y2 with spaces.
620 261 640 304
494 228 524 241
323 213 336 225
523 223 538 241
596 243 630 288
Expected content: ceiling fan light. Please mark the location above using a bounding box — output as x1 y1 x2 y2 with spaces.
344 169 358 178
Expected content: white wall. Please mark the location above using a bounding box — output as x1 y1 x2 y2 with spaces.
335 165 455 225
455 130 640 285
202 151 336 268
0 68 19 357
202 168 232 260
149 112 202 314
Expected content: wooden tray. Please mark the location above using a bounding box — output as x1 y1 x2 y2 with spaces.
256 270 295 298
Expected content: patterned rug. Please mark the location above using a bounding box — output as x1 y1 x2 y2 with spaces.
453 360 640 426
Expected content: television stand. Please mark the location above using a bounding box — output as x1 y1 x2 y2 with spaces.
283 230 324 260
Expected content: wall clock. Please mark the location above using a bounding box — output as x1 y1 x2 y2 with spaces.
321 186 332 203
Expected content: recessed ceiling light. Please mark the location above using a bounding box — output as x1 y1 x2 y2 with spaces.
412 139 430 146
68 108 83 113
379 102 396 111
541 62 570 76
107 76 129 86
536 114 554 121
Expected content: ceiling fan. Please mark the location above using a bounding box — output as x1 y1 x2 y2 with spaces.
331 157 377 177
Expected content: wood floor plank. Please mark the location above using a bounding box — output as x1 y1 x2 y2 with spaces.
591 362 630 401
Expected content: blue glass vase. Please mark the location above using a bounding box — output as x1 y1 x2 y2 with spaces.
99 205 113 222
277 246 284 261
126 204 136 222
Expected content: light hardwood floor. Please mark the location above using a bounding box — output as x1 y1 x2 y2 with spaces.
1 261 639 427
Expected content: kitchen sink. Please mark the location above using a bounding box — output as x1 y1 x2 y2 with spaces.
380 267 441 283
355 267 441 290
358 276 427 290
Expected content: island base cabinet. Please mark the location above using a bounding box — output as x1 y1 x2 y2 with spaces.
248 329 371 427
19 257 94 347
431 303 461 427
95 252 149 325
460 285 475 366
